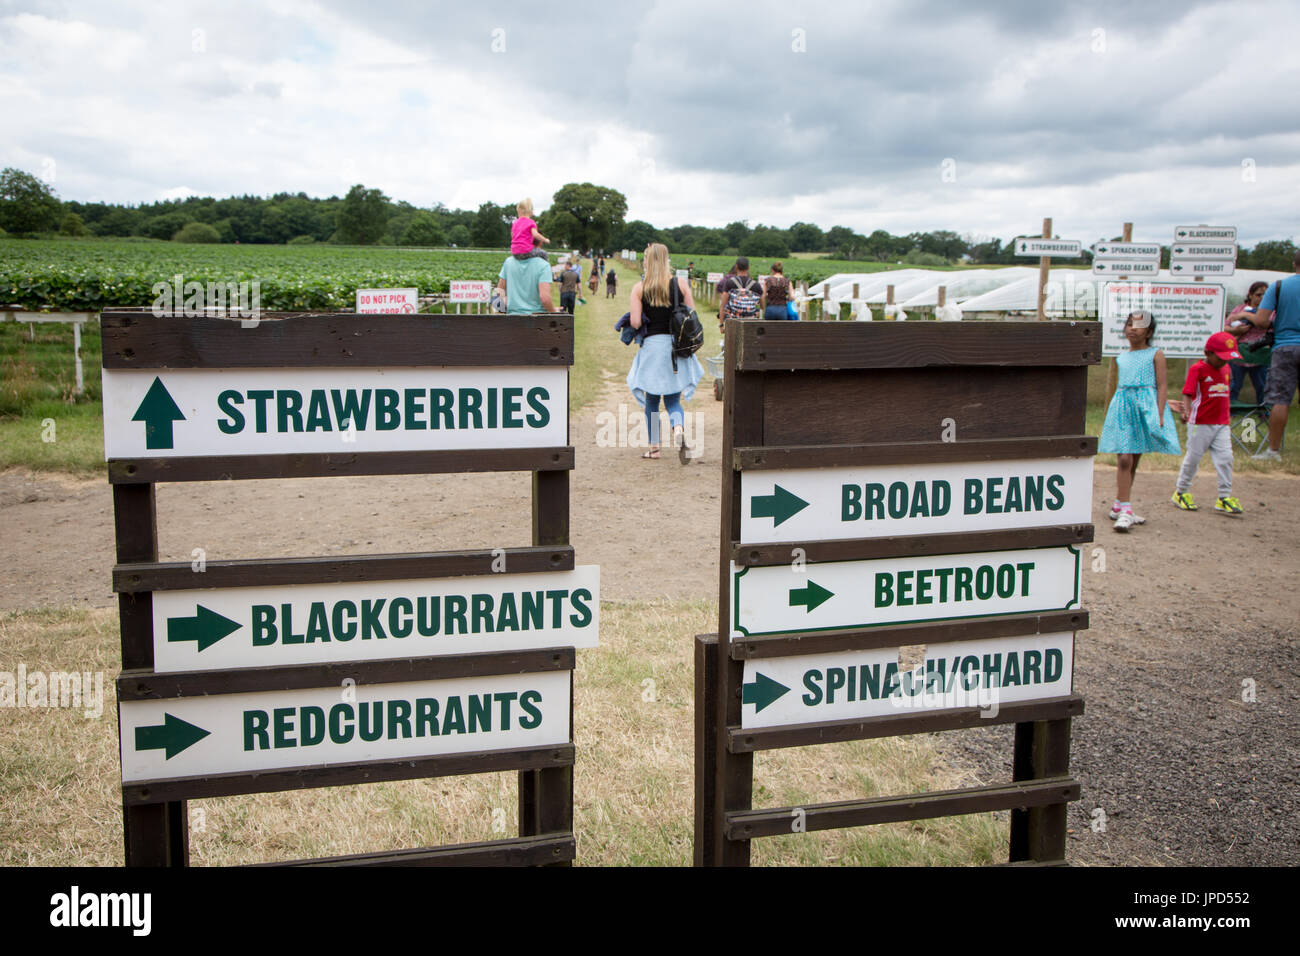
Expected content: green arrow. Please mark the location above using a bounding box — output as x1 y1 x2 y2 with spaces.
742 672 790 713
789 580 834 612
750 485 809 527
131 376 185 450
166 605 241 652
134 713 210 760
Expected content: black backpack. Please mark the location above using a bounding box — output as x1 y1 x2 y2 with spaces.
667 276 704 371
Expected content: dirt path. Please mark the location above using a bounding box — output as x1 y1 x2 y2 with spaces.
1 283 1296 866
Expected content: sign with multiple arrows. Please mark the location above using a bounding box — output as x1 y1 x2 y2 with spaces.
1169 227 1238 277
740 459 1093 544
730 546 1082 638
102 367 569 459
151 566 601 673
119 670 570 783
1014 238 1081 257
1091 241 1161 277
739 632 1074 729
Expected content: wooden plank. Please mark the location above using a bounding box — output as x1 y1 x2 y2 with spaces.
728 694 1084 753
118 647 576 701
734 436 1097 470
716 326 758 866
728 610 1088 660
108 447 575 484
123 743 575 805
732 321 1100 371
270 834 575 867
761 367 1089 445
725 776 1079 840
114 546 574 592
693 633 719 866
101 311 573 368
733 524 1094 567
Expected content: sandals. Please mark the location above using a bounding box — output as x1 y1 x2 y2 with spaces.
641 449 660 459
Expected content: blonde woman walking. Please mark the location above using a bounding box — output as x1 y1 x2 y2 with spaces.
626 243 703 462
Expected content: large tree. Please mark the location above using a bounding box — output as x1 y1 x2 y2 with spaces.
0 167 61 235
549 183 627 251
335 184 389 244
470 201 511 248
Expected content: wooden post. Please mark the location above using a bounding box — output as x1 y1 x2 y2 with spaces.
938 286 946 308
1036 217 1051 322
887 284 895 321
1105 223 1133 400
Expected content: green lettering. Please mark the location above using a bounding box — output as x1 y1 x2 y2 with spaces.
376 389 400 430
276 390 304 433
518 689 543 728
243 710 269 750
525 387 550 427
252 605 276 645
842 484 862 521
217 390 245 434
304 389 332 431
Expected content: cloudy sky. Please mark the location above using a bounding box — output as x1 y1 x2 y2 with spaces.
2 0 1298 246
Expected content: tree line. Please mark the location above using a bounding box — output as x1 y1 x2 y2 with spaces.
1 167 1295 271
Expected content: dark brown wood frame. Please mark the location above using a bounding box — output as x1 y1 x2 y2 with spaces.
109 311 578 867
696 321 1095 866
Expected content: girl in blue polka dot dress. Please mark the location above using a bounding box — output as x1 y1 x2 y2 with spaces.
1098 310 1182 532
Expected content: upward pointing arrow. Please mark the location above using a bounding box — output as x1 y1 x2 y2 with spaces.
131 377 185 450
167 605 241 652
135 713 210 759
750 485 810 527
789 580 834 612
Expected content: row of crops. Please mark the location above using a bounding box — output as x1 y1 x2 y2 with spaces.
0 240 515 311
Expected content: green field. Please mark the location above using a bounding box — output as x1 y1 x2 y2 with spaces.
0 238 515 311
674 253 1027 287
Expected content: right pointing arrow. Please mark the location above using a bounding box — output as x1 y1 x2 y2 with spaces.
167 605 241 652
742 672 790 713
789 580 834 612
135 713 210 759
750 485 809 527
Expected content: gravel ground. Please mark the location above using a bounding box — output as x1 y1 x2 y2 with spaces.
937 469 1300 866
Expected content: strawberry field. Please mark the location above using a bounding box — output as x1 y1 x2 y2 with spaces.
0 239 511 311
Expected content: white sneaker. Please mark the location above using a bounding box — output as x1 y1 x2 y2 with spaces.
1129 513 1146 525
1114 512 1134 532
1251 448 1282 462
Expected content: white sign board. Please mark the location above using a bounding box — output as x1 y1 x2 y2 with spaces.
102 367 569 458
1100 281 1227 358
1091 242 1161 260
1170 243 1236 261
1092 260 1159 276
356 288 419 314
152 566 601 673
1169 261 1236 277
676 269 689 281
730 546 1082 639
1014 239 1082 257
119 670 570 782
740 632 1075 729
740 458 1093 544
707 272 724 284
449 281 492 303
1174 225 1236 242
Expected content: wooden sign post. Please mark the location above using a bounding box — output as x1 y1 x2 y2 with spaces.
695 320 1098 866
105 309 591 867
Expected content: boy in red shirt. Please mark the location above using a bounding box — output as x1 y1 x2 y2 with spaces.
1171 331 1244 515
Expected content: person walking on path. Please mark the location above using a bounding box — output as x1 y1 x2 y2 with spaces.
497 250 557 314
1171 331 1244 517
718 257 762 332
626 243 703 463
558 256 580 314
1244 251 1300 461
605 267 618 298
1098 310 1181 531
762 262 792 321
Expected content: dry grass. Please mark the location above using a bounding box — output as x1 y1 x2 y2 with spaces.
1 601 1005 866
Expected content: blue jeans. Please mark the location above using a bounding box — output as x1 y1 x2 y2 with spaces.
645 392 684 446
763 304 788 321
1229 361 1268 405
